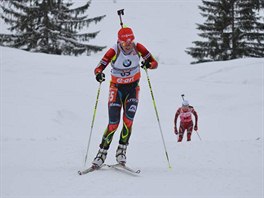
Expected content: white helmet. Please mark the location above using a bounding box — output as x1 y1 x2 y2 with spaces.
182 100 189 107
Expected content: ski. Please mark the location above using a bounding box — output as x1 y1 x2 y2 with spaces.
78 164 105 175
106 163 141 174
78 164 141 175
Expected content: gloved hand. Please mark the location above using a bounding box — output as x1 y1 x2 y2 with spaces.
194 125 198 131
174 126 178 135
141 60 151 69
95 72 105 83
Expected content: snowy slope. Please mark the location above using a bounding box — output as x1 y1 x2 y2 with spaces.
1 1 263 198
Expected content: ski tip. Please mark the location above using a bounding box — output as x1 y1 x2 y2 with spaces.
78 171 82 175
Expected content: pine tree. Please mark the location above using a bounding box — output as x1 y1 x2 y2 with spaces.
186 0 233 63
186 0 264 63
0 0 106 56
234 0 264 58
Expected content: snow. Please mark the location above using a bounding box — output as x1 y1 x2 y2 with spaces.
1 1 263 198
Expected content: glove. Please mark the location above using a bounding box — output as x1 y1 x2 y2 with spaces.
141 60 151 69
174 126 178 135
95 72 105 83
194 125 198 131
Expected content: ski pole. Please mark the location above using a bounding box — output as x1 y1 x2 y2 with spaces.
196 131 202 141
84 82 102 167
117 9 124 28
143 66 172 169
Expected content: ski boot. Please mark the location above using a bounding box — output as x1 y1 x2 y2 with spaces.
92 148 107 168
178 135 183 142
116 144 127 165
187 133 191 141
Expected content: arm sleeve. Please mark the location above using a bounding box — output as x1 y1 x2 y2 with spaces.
174 108 180 126
94 48 116 75
136 42 158 69
192 108 198 125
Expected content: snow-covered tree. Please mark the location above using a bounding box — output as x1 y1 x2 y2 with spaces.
0 0 106 56
186 0 264 63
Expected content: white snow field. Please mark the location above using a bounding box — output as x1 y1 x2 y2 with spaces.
1 0 263 198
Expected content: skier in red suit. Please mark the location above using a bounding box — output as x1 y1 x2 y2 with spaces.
92 27 158 168
174 100 198 142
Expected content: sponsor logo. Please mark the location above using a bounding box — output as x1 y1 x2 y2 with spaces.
128 105 137 112
109 103 121 107
123 59 132 67
127 98 138 103
121 34 134 38
117 76 135 84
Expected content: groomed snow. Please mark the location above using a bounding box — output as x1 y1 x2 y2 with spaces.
1 1 263 198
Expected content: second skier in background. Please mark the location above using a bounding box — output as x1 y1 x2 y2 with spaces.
174 100 198 142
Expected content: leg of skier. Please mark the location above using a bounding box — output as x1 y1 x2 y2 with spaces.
116 84 139 164
92 85 121 167
187 122 194 141
178 124 185 142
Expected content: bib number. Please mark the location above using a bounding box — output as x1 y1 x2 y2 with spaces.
120 71 131 77
109 86 118 103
